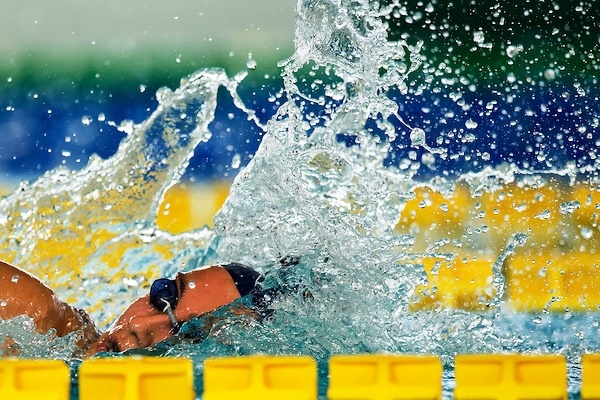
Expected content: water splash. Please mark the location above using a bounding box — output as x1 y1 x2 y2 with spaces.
199 0 600 369
0 315 79 359
210 0 503 361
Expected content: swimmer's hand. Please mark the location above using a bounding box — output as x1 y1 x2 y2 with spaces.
90 295 175 355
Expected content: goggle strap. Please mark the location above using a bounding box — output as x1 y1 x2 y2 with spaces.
160 298 180 332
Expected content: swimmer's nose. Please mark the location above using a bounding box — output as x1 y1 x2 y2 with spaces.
129 314 174 348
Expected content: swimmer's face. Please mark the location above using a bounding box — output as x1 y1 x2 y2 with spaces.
90 266 241 354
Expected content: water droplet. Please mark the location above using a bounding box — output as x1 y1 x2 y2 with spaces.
544 69 556 80
581 227 594 239
532 316 543 324
473 31 485 44
188 280 196 289
463 133 476 143
506 44 523 58
534 209 551 220
514 203 527 212
559 200 580 214
0 300 7 307
11 274 19 283
465 119 478 129
421 153 435 166
232 154 241 169
430 261 442 276
81 116 92 126
122 277 138 287
246 53 257 70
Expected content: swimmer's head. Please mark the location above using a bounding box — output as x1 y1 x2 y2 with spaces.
91 264 258 354
148 263 260 334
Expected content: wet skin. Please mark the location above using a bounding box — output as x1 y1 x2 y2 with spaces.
0 260 242 356
0 260 100 354
91 266 241 354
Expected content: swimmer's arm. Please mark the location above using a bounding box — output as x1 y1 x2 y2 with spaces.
0 260 99 343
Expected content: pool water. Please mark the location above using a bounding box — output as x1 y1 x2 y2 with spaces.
0 0 598 398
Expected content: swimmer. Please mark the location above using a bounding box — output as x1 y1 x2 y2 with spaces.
0 260 261 357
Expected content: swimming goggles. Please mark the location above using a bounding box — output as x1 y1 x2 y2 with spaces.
149 278 181 333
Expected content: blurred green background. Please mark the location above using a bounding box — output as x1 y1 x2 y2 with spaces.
0 0 296 92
